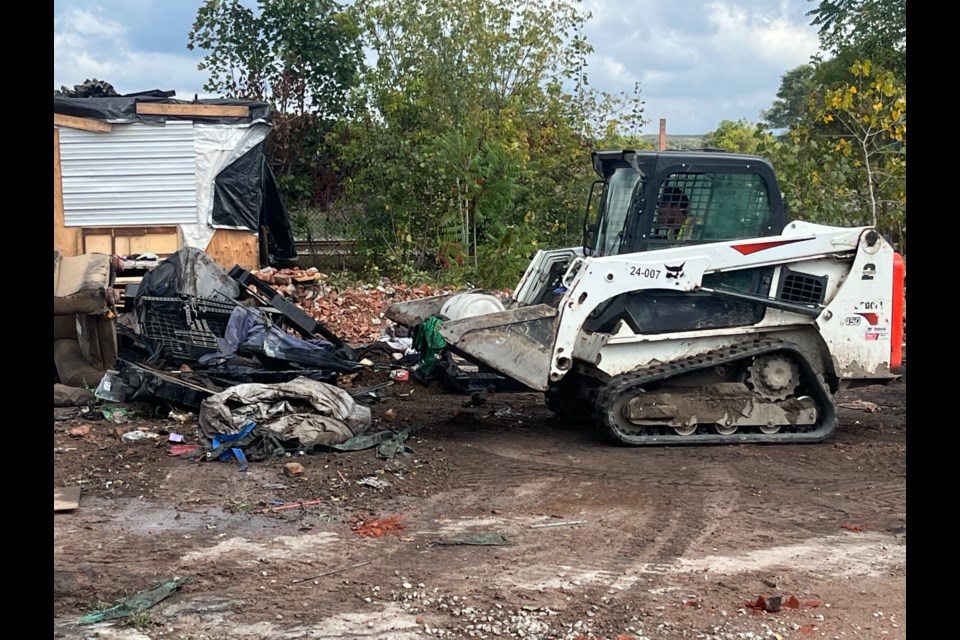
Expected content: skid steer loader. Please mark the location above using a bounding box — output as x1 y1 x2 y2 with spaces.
386 149 906 445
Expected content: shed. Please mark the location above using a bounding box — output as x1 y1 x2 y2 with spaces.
53 92 297 271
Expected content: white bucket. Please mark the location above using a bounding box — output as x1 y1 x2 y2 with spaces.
439 293 505 321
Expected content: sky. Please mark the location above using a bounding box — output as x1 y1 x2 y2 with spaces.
53 0 823 135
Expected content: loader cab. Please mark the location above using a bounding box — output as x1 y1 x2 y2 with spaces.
583 150 791 336
586 150 787 257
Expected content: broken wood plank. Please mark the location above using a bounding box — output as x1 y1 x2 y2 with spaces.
54 113 112 133
135 103 250 118
55 486 82 512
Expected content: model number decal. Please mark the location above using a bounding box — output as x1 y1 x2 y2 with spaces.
858 301 883 310
629 266 661 278
843 316 862 326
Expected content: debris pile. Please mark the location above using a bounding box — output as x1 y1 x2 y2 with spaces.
251 266 461 344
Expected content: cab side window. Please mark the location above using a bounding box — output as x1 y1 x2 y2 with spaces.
650 172 773 244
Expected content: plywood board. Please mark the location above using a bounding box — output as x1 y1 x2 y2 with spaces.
54 128 82 256
205 228 259 271
55 486 81 511
54 113 112 133
136 103 250 118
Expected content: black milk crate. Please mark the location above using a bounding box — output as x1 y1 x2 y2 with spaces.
138 296 239 361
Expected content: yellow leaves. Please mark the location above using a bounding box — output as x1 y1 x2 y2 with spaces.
523 211 536 223
872 101 883 112
848 86 857 95
822 114 834 124
830 96 841 108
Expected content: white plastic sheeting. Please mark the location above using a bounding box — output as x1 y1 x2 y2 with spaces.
186 122 271 251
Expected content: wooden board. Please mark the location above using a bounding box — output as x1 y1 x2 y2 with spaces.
53 127 82 256
55 486 81 512
54 113 112 133
205 228 259 272
136 103 250 118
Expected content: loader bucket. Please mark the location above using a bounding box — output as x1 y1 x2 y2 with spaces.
438 304 558 392
384 294 460 327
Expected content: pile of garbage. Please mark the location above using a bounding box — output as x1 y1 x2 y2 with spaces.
53 247 517 465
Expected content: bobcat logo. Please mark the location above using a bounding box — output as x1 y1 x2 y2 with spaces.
665 262 685 279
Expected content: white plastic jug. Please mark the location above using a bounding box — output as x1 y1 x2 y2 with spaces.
439 293 505 321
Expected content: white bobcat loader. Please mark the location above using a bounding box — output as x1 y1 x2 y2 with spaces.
386 150 905 445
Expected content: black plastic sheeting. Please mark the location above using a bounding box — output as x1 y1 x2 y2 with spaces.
53 95 272 124
213 142 297 266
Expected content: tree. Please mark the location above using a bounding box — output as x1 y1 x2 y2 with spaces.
761 65 816 131
188 0 363 210
815 61 905 243
807 1 905 80
703 119 775 155
336 0 644 288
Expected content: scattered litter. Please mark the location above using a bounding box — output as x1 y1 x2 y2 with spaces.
169 444 201 457
55 486 81 512
384 407 397 420
122 429 161 442
357 476 392 489
390 369 409 382
101 406 132 423
68 425 92 438
284 462 306 477
745 594 782 613
259 499 325 513
168 409 195 423
838 399 880 412
530 520 588 529
94 370 127 403
168 432 185 443
351 514 405 538
840 523 864 532
429 533 511 546
67 577 194 626
291 560 371 585
377 430 414 460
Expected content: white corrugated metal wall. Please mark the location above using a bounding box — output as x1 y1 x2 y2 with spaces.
58 121 197 227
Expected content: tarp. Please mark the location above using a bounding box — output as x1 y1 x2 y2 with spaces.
200 304 361 374
53 95 271 124
199 377 372 449
135 247 240 302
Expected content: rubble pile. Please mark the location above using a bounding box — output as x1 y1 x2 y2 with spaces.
252 267 467 344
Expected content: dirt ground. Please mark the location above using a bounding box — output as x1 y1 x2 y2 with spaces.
53 367 906 640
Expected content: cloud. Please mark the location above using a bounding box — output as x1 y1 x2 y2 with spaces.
54 3 210 98
577 0 819 133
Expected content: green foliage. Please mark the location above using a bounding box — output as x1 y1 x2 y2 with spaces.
766 60 905 254
124 609 154 631
333 0 643 289
762 65 817 131
702 119 775 155
807 0 905 80
189 0 363 210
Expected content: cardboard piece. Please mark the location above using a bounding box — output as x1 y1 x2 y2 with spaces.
54 486 81 512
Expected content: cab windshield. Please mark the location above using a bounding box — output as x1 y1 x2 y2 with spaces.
593 166 644 257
